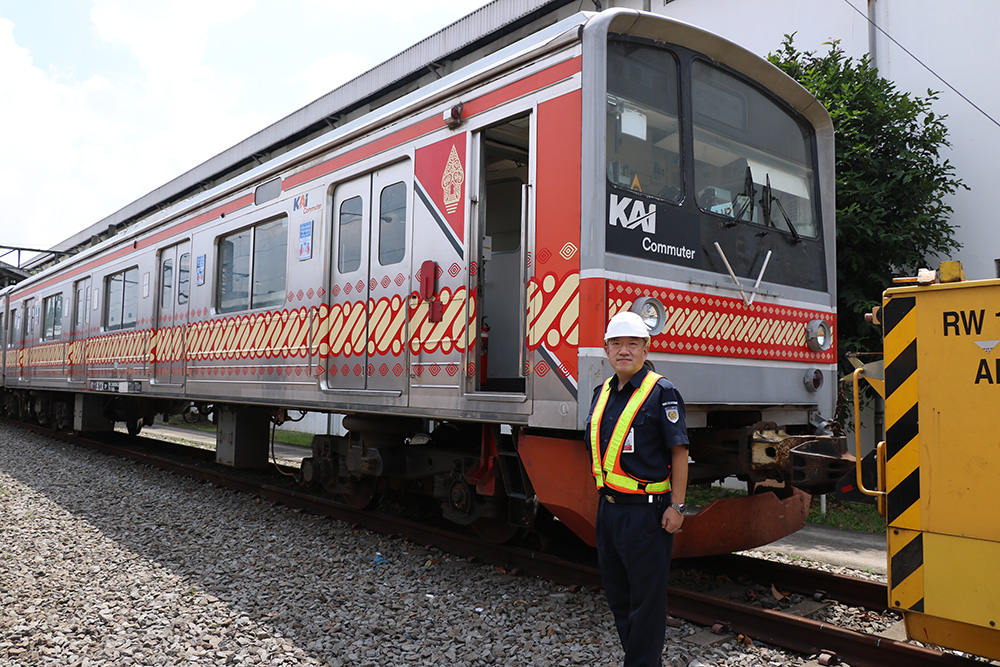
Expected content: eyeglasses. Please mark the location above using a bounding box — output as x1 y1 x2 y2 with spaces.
606 339 646 353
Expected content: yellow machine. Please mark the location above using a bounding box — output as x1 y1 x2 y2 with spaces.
852 261 1000 661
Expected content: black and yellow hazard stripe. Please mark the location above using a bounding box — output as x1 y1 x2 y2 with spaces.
888 528 924 612
882 293 924 612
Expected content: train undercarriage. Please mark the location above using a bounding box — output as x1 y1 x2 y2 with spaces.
2 387 853 557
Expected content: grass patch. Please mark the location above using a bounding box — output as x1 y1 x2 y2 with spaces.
807 494 885 533
687 483 885 534
165 416 313 448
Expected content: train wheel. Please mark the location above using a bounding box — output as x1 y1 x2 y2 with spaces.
126 418 143 436
471 518 521 545
335 476 382 510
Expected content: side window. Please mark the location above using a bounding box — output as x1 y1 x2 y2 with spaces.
252 218 288 310
74 282 88 329
24 299 35 339
218 229 251 313
161 258 174 309
217 217 288 313
178 253 191 305
338 196 363 273
105 267 139 331
378 182 407 266
8 307 19 345
42 294 63 340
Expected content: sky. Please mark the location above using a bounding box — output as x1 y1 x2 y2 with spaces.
0 0 491 265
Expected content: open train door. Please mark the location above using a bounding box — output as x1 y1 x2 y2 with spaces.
152 241 191 385
472 112 532 396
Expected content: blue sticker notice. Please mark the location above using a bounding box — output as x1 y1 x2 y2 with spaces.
196 254 206 286
299 220 313 261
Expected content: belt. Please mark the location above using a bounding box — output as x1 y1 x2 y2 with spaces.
600 491 664 505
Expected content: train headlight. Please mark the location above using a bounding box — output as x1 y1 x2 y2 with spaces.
803 368 824 392
630 296 666 336
805 319 833 352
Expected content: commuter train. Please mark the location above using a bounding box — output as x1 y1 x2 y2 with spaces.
0 8 850 555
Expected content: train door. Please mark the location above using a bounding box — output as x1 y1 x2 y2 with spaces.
327 161 411 393
474 113 531 394
19 299 34 381
69 278 90 383
153 241 191 385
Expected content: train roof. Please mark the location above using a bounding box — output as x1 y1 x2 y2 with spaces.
23 0 578 274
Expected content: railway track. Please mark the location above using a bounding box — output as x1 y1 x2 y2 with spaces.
5 420 990 667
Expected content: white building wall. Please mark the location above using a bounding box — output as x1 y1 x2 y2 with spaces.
869 0 1000 279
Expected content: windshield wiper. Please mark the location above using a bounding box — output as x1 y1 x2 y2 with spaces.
760 175 802 244
728 165 756 226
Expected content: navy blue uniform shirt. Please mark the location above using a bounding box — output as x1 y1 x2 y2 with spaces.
588 367 689 483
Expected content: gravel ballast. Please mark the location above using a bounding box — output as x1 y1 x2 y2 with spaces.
2 423 887 666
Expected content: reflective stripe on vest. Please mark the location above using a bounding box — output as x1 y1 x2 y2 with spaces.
588 371 672 494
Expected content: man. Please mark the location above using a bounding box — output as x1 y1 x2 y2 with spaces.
587 311 690 667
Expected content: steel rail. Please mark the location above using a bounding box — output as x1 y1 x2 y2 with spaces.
685 553 889 612
668 587 983 667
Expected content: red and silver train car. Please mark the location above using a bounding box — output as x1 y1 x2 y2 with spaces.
1 9 849 554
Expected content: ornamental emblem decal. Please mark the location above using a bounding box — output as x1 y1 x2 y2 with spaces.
441 144 464 214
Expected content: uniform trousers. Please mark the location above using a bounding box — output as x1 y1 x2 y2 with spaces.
595 494 674 667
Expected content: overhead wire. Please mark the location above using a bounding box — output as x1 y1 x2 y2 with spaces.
840 0 1000 130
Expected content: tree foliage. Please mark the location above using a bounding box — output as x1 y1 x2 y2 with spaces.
768 36 965 368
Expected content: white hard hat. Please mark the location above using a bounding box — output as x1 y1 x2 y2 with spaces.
604 312 651 341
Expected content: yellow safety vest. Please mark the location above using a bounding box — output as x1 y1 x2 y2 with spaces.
589 371 672 495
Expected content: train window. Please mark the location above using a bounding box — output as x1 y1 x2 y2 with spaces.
24 299 35 339
42 294 63 340
378 182 407 266
161 259 174 309
251 218 287 310
104 267 139 331
74 282 88 329
691 59 818 238
255 178 282 205
178 253 191 305
219 228 251 313
218 217 288 313
338 196 363 273
606 41 681 202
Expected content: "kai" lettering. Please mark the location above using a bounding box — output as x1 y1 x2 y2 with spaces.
609 194 656 233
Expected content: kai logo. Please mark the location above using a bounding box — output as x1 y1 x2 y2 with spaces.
293 194 308 211
609 194 656 233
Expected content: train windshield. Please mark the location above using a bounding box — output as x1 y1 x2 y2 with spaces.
605 40 825 291
606 43 682 201
691 60 818 238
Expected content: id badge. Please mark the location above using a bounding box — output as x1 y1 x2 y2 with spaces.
622 428 635 454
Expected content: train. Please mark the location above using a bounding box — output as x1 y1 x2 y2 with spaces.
0 8 850 556
850 260 1000 661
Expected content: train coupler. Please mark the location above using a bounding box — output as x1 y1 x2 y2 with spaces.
740 423 854 496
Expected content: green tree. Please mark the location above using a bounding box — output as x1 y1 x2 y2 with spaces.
769 36 965 370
